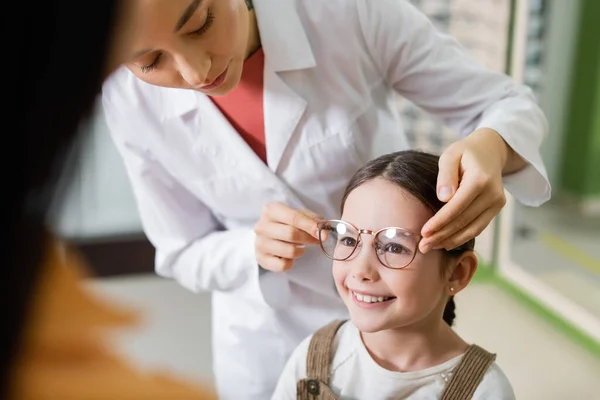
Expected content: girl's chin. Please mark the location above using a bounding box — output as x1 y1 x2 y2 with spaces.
349 310 417 334
350 314 390 333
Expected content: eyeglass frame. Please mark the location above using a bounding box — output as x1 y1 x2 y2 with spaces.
317 219 424 270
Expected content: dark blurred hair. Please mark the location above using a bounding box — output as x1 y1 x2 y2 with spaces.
341 150 476 326
4 1 120 396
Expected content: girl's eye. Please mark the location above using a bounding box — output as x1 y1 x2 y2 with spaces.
140 53 162 74
190 9 215 36
384 243 409 255
340 237 357 247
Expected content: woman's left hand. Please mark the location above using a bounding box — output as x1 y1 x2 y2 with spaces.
419 128 526 253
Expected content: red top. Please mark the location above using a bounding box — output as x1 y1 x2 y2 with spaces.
210 48 267 163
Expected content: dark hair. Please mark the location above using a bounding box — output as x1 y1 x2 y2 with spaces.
341 150 476 327
4 1 120 396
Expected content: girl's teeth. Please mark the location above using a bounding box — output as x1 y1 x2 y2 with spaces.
354 292 389 303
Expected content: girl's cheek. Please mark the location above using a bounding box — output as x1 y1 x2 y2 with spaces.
333 265 343 280
381 270 423 297
332 264 348 290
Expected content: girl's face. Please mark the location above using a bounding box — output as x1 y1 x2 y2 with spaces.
123 0 252 95
333 178 455 333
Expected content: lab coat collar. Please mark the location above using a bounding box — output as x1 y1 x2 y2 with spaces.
161 0 316 118
254 0 316 72
159 87 198 120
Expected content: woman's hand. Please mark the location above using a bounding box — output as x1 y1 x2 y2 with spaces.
420 128 527 253
254 202 323 272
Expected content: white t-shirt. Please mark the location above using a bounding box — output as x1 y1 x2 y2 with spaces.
271 322 515 400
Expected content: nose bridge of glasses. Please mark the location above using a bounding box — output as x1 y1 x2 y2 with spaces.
351 230 386 269
358 229 375 237
356 230 383 254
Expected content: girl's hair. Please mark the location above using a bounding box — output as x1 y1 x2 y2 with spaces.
341 150 476 327
4 0 120 396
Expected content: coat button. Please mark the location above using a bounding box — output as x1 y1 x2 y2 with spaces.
307 379 320 395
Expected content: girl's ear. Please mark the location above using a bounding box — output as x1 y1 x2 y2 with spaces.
446 251 478 295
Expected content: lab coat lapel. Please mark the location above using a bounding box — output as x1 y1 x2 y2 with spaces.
191 93 308 210
158 85 270 183
263 71 307 173
195 93 271 177
255 0 316 173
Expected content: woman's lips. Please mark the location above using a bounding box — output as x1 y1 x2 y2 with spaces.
199 67 228 90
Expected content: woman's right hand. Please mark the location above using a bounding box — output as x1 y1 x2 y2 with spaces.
254 202 323 272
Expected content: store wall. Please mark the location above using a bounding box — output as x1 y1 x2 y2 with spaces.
51 99 143 240
559 0 600 201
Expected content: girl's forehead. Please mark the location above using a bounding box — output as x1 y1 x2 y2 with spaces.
342 180 433 232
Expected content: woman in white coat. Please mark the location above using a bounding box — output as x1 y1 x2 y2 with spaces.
102 0 550 399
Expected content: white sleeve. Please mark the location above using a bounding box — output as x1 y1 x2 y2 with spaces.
473 363 516 400
271 335 312 400
101 94 259 295
357 0 550 206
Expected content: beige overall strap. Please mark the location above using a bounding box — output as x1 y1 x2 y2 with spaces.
296 319 346 400
440 344 496 400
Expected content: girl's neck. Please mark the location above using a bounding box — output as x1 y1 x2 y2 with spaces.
245 9 261 59
360 318 468 373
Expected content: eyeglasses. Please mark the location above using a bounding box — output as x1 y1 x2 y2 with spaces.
317 220 422 270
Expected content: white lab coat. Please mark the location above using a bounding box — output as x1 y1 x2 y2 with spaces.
102 0 550 398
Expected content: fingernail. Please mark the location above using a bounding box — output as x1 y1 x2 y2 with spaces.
314 230 321 239
296 244 306 248
438 186 453 201
421 244 431 254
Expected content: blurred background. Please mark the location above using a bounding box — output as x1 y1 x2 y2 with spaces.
50 0 600 398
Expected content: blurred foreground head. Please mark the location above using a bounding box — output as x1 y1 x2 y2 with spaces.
4 1 213 398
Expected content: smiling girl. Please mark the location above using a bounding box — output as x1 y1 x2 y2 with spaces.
272 150 515 399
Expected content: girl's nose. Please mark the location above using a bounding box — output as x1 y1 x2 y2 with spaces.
349 240 380 282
